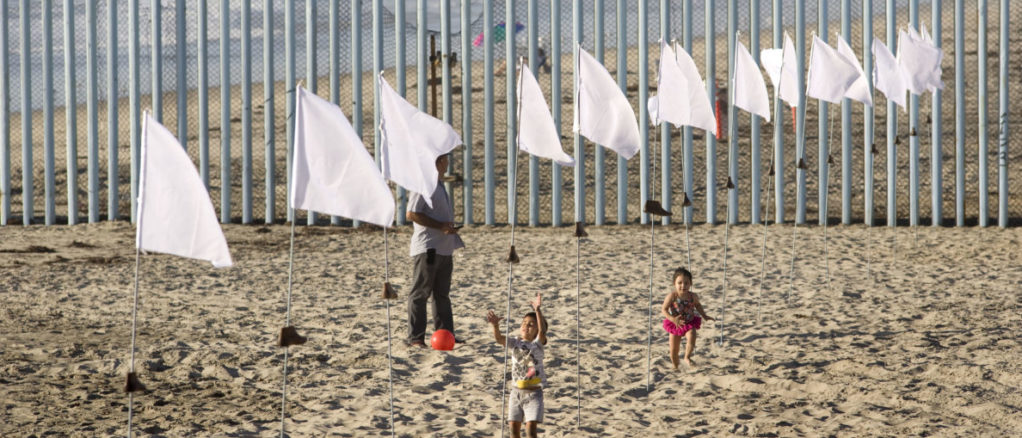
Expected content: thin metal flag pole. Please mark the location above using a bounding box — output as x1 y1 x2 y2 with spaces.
757 155 774 322
645 124 660 394
383 226 396 437
125 110 149 438
279 215 296 438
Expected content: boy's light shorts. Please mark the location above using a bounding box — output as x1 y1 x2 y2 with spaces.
508 388 544 423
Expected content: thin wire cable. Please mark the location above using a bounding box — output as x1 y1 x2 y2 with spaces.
575 232 581 428
383 226 396 437
645 126 659 394
757 155 774 322
500 59 526 438
279 216 296 438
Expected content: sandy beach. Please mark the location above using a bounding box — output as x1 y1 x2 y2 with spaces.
2 221 1020 436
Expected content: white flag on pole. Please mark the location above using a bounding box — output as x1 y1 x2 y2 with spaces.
836 36 874 106
647 40 690 127
732 39 771 122
673 44 718 132
378 72 462 207
760 31 799 108
290 86 396 227
137 114 232 268
574 45 640 159
899 27 944 94
872 37 908 109
517 62 575 166
806 34 860 104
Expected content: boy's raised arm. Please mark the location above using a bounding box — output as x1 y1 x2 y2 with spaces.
486 310 506 346
532 294 548 345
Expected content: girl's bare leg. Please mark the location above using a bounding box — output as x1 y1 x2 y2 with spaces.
525 421 538 437
669 334 682 370
510 421 522 438
684 330 697 367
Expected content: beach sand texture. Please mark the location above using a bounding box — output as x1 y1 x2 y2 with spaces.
2 222 1020 436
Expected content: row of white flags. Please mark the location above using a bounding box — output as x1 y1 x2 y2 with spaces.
134 27 941 267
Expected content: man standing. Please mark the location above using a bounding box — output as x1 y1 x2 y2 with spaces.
406 154 464 348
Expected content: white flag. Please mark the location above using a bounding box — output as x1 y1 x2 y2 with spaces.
574 45 640 159
517 62 575 166
760 31 799 108
648 40 690 127
378 73 462 207
137 114 232 268
836 36 874 106
674 44 718 132
732 40 771 122
290 86 396 227
899 27 944 94
872 37 908 109
806 34 860 104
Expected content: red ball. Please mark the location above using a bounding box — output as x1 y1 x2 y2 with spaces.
430 329 455 351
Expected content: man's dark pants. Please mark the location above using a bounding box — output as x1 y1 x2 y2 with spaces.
407 252 454 343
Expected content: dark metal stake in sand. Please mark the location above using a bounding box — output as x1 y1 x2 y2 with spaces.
574 221 587 429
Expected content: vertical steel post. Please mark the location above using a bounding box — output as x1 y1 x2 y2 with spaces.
130 0 140 222
87 0 99 223
484 0 494 224
153 0 162 121
107 0 119 220
683 0 694 225
20 0 34 225
977 0 988 226
997 0 1008 228
552 0 563 226
442 0 453 217
375 0 384 179
508 0 519 224
575 0 585 224
461 0 473 225
706 0 717 225
176 0 186 146
818 0 828 226
638 0 648 225
931 0 942 226
773 0 784 224
64 0 78 224
909 0 919 226
615 0 625 224
265 0 275 223
352 0 363 227
198 0 209 188
661 0 671 225
954 0 964 226
305 0 316 225
394 0 407 225
795 0 806 224
0 0 8 225
242 0 252 223
864 0 874 225
220 0 231 224
886 0 895 226
528 0 539 226
593 0 605 225
330 0 341 225
749 0 761 225
285 0 295 222
841 0 851 224
727 0 738 225
43 0 55 225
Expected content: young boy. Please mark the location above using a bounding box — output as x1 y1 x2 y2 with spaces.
486 293 548 438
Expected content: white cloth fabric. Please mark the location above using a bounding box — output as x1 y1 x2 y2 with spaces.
517 62 575 166
290 86 395 227
136 114 232 268
673 44 718 132
760 31 799 108
378 73 462 208
872 37 908 109
732 40 771 122
648 40 690 128
836 36 874 106
806 34 861 104
573 45 640 159
898 28 944 94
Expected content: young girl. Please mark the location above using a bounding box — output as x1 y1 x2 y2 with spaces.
661 267 714 369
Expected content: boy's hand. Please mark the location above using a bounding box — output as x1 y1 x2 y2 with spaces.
531 293 542 311
486 310 502 326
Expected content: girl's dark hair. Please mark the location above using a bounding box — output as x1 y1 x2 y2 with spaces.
672 267 692 283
